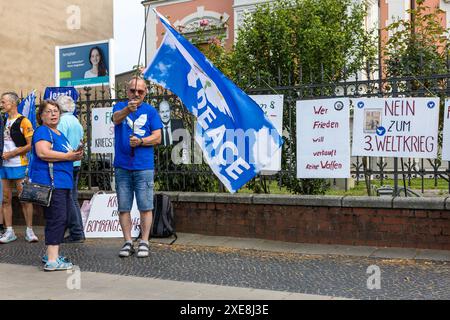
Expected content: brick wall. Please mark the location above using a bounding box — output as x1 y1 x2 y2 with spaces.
11 192 450 250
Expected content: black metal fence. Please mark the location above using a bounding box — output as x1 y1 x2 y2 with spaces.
27 65 450 196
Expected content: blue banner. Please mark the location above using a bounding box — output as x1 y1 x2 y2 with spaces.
18 91 37 129
44 87 79 102
144 11 283 193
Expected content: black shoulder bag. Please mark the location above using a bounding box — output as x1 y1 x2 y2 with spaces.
19 128 54 207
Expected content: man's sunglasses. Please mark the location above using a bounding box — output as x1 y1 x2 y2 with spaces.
128 88 146 95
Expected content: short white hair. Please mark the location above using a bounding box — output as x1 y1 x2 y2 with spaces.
1 92 20 106
56 95 76 113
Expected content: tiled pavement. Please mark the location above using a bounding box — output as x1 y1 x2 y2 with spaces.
0 227 449 300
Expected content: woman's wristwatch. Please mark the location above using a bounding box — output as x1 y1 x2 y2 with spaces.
139 138 144 146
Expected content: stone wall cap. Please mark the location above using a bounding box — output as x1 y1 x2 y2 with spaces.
342 196 393 208
446 197 450 210
72 191 450 209
393 197 446 210
252 194 342 207
177 192 216 202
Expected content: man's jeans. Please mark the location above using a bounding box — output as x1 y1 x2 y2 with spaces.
66 166 85 239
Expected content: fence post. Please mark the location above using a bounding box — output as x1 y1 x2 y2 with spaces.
84 87 92 190
392 79 399 196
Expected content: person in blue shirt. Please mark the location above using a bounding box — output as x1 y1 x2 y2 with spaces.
112 77 162 258
56 95 85 243
31 100 83 271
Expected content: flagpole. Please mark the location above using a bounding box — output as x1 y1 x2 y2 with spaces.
130 6 152 158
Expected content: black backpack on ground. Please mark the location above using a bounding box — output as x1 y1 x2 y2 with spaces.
136 193 177 244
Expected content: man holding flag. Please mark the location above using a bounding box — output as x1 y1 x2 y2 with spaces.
112 77 162 258
0 91 37 244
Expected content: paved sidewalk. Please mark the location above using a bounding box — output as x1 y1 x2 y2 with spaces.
0 264 344 300
161 233 450 262
26 226 450 261
1 227 449 300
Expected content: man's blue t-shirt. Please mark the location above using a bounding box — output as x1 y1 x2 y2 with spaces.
113 101 163 170
30 126 73 189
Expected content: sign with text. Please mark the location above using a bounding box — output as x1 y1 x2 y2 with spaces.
250 95 284 174
44 87 79 102
296 98 350 178
84 193 140 238
55 39 114 89
91 107 115 154
352 98 439 158
443 99 450 161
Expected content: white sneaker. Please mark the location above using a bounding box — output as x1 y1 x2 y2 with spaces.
25 229 39 243
0 230 17 244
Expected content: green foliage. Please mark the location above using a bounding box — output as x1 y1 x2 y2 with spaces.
384 0 449 77
281 175 330 195
229 0 377 86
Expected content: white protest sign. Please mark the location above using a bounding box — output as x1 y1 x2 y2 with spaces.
250 95 284 174
84 193 140 238
296 98 350 178
443 99 450 161
352 98 439 158
91 107 115 153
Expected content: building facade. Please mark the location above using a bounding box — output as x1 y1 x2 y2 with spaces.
143 0 450 66
143 0 279 64
0 0 113 95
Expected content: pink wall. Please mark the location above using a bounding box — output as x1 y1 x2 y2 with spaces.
154 0 234 50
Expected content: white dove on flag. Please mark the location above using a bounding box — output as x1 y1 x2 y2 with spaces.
187 63 234 121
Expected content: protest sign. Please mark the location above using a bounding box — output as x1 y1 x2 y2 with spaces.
91 107 115 153
442 99 450 161
297 98 350 178
84 193 140 238
250 95 284 174
352 97 439 158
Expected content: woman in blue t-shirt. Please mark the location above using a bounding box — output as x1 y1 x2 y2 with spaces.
31 100 83 271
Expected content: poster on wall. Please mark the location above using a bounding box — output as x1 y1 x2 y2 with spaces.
296 98 350 178
91 107 115 154
84 193 140 238
352 97 440 158
443 99 450 161
250 95 284 174
55 39 115 91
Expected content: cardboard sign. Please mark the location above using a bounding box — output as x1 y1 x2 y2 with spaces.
250 95 284 174
91 107 115 154
352 97 439 158
84 193 140 238
296 98 350 178
443 99 450 161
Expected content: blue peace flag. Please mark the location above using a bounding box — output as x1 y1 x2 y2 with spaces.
143 10 283 193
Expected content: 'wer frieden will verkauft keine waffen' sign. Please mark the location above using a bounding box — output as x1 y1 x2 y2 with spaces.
296 98 351 178
352 97 440 159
